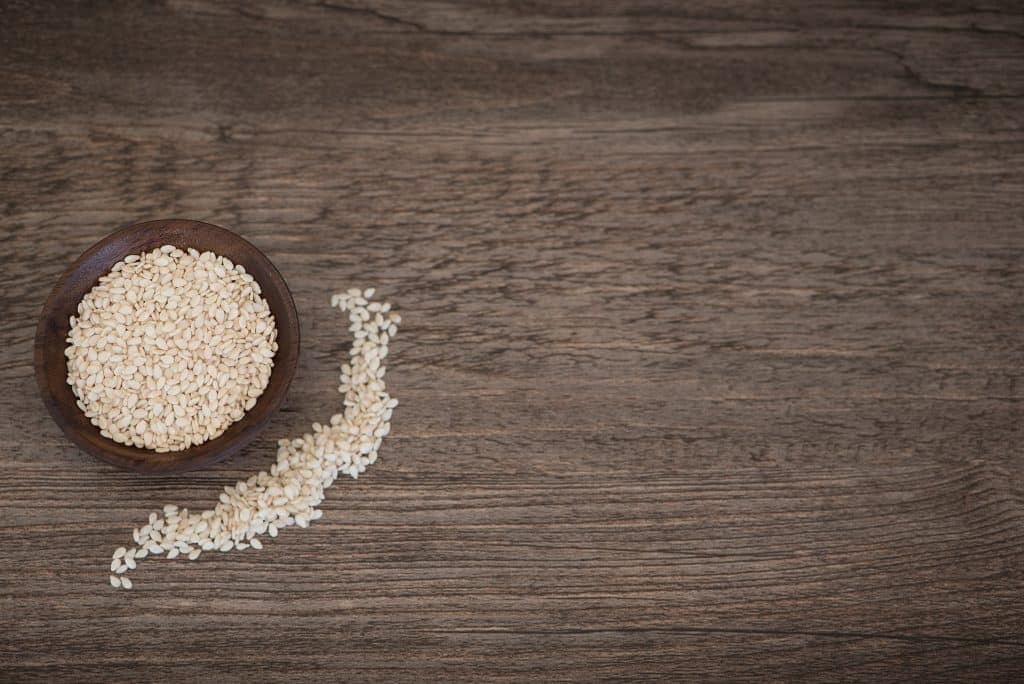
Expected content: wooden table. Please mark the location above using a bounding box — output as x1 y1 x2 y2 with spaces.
2 2 1022 680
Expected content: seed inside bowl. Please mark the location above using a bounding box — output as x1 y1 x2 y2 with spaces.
65 244 278 452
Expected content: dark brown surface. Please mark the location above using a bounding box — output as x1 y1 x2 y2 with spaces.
1 1 1023 681
34 218 300 474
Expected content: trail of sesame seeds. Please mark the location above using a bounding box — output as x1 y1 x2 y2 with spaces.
108 288 400 589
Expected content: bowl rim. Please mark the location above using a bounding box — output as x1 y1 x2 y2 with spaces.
34 218 300 474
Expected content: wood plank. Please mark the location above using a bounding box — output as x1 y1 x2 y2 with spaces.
1 0 1022 680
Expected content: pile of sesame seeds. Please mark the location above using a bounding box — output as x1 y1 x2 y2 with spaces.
108 288 399 589
66 245 277 452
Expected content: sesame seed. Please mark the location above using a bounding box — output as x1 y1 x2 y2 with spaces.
106 289 399 588
66 246 277 451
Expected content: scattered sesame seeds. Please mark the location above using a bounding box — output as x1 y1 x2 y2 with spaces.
107 289 399 589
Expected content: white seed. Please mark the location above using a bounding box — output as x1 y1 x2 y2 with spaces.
121 577 133 589
106 290 399 588
66 246 277 452
109 575 121 588
113 546 127 559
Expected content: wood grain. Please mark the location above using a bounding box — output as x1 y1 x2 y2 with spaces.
1 1 1022 681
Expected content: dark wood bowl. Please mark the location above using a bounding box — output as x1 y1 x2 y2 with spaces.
34 219 300 474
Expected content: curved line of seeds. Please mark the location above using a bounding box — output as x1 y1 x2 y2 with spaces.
108 288 400 589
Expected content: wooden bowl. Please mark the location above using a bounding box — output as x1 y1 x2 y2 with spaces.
34 219 300 474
